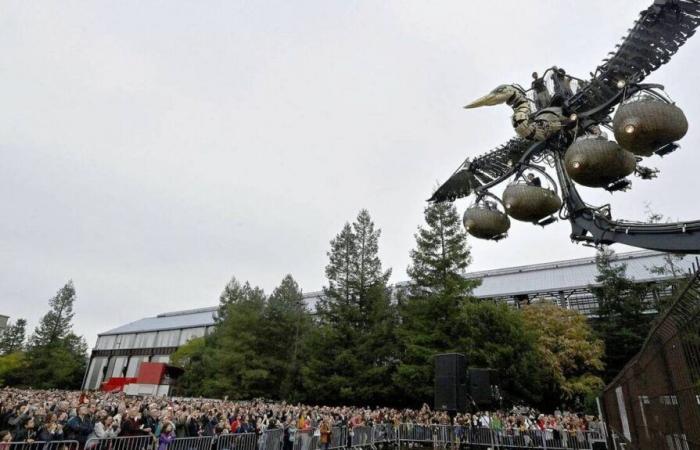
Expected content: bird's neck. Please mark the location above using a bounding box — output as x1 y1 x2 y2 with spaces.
507 89 530 117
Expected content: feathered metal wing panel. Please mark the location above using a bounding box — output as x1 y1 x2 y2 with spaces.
567 0 700 120
429 137 531 202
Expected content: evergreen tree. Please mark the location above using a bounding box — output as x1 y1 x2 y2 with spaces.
0 318 27 355
30 282 76 347
645 205 688 311
591 248 653 382
304 210 394 405
25 282 87 389
265 274 309 401
200 279 271 398
394 202 479 405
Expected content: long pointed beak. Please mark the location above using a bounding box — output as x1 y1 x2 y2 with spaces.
464 93 497 109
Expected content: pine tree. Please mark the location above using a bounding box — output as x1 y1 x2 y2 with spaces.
265 274 309 401
0 318 27 355
30 282 76 347
394 202 479 405
304 209 394 405
201 280 271 398
25 281 87 389
215 276 246 324
591 248 653 382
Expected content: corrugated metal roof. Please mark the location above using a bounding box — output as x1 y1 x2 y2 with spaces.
99 251 696 336
100 291 325 336
467 250 695 298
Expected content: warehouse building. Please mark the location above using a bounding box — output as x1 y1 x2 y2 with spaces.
83 250 696 391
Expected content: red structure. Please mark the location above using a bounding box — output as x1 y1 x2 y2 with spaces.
100 362 182 394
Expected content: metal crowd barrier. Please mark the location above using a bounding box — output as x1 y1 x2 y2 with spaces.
216 433 257 450
349 426 373 449
291 430 318 450
85 436 154 450
259 429 283 450
6 441 80 450
167 436 215 450
327 427 348 450
13 422 606 450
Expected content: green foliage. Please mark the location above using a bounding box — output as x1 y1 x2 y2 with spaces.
521 303 604 407
7 282 89 389
458 301 546 405
30 282 77 347
264 274 309 402
0 352 28 386
0 318 27 355
303 210 396 405
394 202 480 405
591 248 653 382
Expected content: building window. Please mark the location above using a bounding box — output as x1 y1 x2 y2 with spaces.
155 330 180 347
179 327 205 345
115 334 136 349
85 356 108 389
95 335 116 350
134 332 156 348
126 355 148 377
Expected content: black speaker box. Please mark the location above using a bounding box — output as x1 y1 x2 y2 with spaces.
434 353 467 412
468 368 496 405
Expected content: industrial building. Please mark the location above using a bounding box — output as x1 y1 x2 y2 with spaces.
83 250 695 391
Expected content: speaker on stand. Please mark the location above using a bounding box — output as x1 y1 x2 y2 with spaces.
434 353 467 413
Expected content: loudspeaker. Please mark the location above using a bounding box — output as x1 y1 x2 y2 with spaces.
468 368 496 405
434 353 467 412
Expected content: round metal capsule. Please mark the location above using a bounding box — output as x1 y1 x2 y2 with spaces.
613 100 688 156
564 138 636 187
502 184 562 223
463 206 511 240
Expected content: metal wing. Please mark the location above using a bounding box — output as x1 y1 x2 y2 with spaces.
429 137 531 202
567 0 700 119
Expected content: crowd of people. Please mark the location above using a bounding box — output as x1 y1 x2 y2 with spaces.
0 388 603 448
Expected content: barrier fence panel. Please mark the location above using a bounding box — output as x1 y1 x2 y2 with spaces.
7 441 81 450
369 424 394 447
261 429 283 450
85 436 154 450
397 424 432 446
292 430 318 450
167 436 213 450
216 433 257 450
349 427 372 449
327 427 348 450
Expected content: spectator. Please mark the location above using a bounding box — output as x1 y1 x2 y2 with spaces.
157 422 175 450
65 406 94 448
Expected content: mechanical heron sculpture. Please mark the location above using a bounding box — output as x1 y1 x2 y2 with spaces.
430 0 700 253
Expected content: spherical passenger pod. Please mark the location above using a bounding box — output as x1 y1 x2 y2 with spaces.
463 204 510 240
564 137 636 187
502 183 561 223
613 99 688 156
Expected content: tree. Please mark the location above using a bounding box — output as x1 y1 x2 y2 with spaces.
30 282 76 347
170 337 207 395
645 205 688 311
304 210 395 405
200 279 271 398
264 274 309 401
591 248 653 382
394 202 480 405
521 303 604 409
0 318 27 355
24 281 87 389
0 352 27 386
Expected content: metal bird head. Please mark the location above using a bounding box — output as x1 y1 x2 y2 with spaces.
464 84 517 109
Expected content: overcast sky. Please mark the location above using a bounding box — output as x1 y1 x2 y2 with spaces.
2 0 699 347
